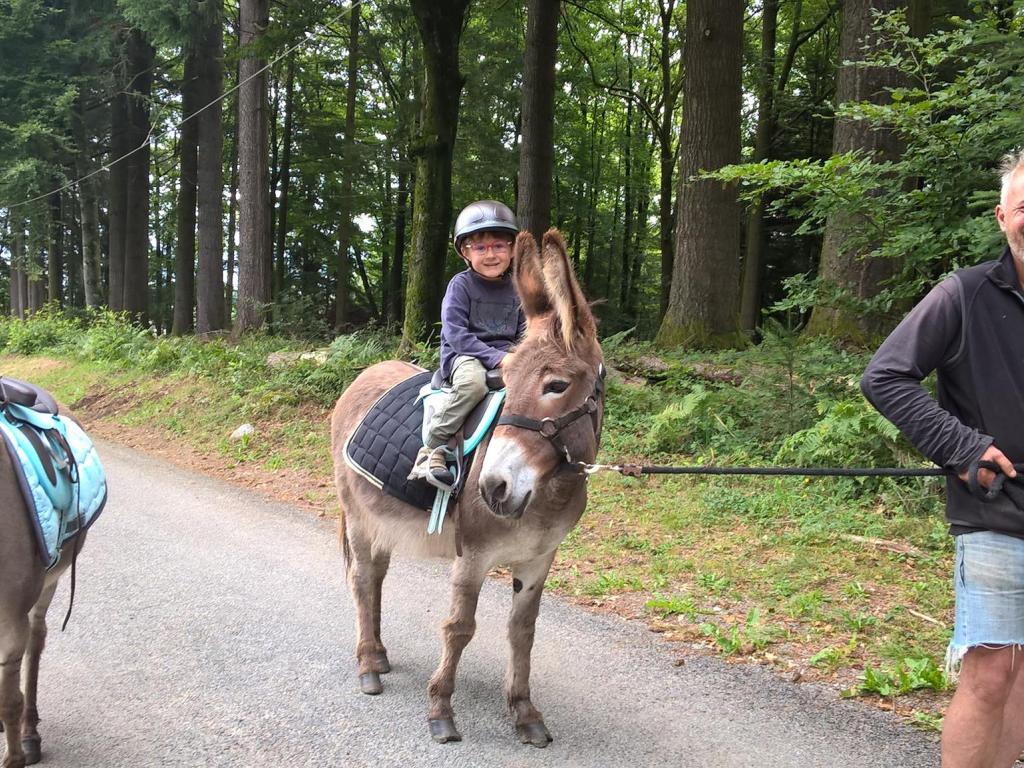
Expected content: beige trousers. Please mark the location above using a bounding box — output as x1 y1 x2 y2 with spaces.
426 355 489 448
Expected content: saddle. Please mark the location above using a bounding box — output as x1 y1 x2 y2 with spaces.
343 368 505 536
0 377 108 567
0 377 59 414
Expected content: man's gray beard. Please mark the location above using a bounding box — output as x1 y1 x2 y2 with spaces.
1007 231 1024 264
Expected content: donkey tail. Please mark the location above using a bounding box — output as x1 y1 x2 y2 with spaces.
338 508 351 569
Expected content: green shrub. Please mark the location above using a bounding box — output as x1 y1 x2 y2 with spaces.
644 386 712 453
77 310 152 364
1 306 80 354
775 393 905 469
845 656 949 698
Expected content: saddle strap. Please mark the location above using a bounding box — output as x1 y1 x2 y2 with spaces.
425 432 466 558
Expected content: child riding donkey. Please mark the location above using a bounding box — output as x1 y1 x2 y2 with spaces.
408 200 525 489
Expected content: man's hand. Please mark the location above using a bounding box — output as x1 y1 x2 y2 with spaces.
959 444 1017 488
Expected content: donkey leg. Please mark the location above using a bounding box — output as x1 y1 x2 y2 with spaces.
370 551 391 675
346 527 391 695
0 616 28 768
427 557 488 744
507 551 557 748
19 580 58 766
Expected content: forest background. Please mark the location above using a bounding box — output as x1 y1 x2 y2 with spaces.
4 0 1024 728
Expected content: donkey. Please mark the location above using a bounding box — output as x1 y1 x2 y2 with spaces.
330 228 604 747
0 433 85 767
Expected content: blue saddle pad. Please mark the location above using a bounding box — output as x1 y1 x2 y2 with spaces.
343 370 504 511
0 400 108 567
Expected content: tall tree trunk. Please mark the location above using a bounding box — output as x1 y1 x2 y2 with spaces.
226 141 239 320
122 27 154 322
197 4 226 334
516 0 559 240
28 227 45 312
909 0 931 35
335 2 360 331
390 163 409 325
656 0 743 348
605 167 622 300
806 0 906 340
173 51 199 334
66 189 82 308
619 68 634 313
381 164 393 319
78 169 102 309
10 224 24 318
354 247 379 319
235 0 272 334
583 107 605 294
107 78 129 312
153 163 165 332
657 0 680 320
274 52 295 307
225 14 240 321
268 78 280 300
740 0 780 333
402 0 471 346
48 189 63 307
627 135 655 325
387 39 412 327
72 93 102 308
570 178 583 270
570 95 588 271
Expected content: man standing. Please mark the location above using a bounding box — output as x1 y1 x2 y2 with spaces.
862 149 1024 767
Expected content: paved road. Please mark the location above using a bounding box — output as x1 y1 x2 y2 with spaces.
29 440 939 767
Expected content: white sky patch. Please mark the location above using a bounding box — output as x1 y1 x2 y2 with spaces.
354 213 376 233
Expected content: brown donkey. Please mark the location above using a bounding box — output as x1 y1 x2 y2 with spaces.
330 229 604 747
0 430 86 767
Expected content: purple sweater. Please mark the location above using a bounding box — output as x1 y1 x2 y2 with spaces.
439 269 526 379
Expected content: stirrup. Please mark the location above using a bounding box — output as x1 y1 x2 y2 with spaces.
425 446 456 491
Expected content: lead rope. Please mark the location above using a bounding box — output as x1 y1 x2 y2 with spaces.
576 459 1024 485
58 427 81 632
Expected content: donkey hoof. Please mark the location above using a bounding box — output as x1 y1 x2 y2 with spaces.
428 718 462 743
372 652 391 674
22 736 42 765
517 721 553 748
359 672 383 695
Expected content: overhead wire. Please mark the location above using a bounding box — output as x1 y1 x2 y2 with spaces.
1 0 367 212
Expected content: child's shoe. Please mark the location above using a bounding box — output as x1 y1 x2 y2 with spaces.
409 446 455 488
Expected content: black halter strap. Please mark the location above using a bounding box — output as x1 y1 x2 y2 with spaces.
496 365 605 466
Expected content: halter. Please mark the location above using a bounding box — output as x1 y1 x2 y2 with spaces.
496 364 606 469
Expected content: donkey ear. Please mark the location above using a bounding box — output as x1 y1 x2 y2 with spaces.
513 230 551 318
541 228 596 348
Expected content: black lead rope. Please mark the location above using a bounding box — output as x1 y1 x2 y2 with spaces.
614 465 949 478
583 459 1024 495
57 429 82 632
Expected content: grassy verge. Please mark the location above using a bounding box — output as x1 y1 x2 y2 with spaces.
0 314 955 731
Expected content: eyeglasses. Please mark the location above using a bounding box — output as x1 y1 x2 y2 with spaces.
467 241 512 256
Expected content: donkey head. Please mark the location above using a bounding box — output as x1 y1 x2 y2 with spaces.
478 229 604 519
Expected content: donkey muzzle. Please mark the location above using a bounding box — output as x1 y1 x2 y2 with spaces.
480 473 531 519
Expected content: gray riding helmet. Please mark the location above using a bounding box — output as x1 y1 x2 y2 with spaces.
452 200 519 254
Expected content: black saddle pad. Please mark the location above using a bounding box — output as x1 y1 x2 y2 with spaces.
345 370 438 510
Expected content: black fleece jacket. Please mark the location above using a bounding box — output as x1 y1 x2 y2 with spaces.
861 248 1024 536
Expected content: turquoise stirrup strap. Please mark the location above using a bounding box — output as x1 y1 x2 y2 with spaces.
427 449 461 535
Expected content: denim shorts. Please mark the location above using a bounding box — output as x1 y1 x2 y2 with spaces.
947 530 1024 678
